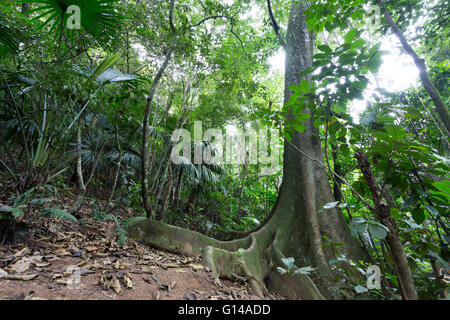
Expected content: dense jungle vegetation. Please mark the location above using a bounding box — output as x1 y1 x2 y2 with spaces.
0 0 449 300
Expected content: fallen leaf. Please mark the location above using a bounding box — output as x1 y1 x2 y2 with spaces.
85 246 99 252
189 264 204 271
55 249 71 257
95 252 109 258
111 278 121 294
55 279 68 285
9 260 31 273
77 259 89 267
88 262 103 270
123 274 133 289
51 274 63 281
14 247 30 258
35 263 51 268
2 274 38 281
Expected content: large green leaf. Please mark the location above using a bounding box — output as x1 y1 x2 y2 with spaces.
20 0 125 50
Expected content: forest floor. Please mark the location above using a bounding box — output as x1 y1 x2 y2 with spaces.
0 185 287 301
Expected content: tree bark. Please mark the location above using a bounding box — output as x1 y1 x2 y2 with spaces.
355 151 418 300
76 126 86 193
141 44 176 219
141 0 177 218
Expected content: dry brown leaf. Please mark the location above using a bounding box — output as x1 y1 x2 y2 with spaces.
77 259 89 267
85 246 99 252
88 262 103 270
9 260 31 273
3 274 38 281
55 279 68 285
123 275 133 289
35 263 51 268
140 266 156 273
13 247 30 258
55 249 71 256
111 278 121 294
51 274 63 280
94 252 109 258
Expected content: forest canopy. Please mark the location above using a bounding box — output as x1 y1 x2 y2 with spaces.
0 0 449 300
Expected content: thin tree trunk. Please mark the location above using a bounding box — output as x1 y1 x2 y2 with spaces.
141 0 177 218
377 0 450 134
355 151 418 300
76 126 86 193
331 143 342 202
105 109 123 212
159 162 173 220
141 45 176 218
174 167 183 205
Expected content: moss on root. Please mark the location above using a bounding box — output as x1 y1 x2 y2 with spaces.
128 219 325 299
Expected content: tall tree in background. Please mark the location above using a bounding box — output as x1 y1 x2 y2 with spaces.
130 0 366 299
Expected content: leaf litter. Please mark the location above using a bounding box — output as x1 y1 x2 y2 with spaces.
0 199 288 300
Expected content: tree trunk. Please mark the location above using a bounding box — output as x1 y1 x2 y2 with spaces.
76 126 86 193
377 0 450 135
141 45 175 218
129 1 366 299
355 151 418 300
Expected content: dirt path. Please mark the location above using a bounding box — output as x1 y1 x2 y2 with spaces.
0 217 285 300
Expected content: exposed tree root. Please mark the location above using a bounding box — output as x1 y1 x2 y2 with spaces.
128 219 325 299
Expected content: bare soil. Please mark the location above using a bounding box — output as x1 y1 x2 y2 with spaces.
0 198 288 301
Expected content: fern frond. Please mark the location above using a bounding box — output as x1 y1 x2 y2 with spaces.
29 198 56 205
40 207 77 222
123 216 146 229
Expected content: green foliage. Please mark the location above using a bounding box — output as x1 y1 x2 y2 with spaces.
39 207 77 222
21 0 126 50
277 257 316 276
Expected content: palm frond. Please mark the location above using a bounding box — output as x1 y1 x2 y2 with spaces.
20 0 126 50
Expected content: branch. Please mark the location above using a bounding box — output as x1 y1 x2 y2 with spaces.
169 0 176 34
189 15 230 28
267 0 285 48
377 0 450 134
189 8 247 54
